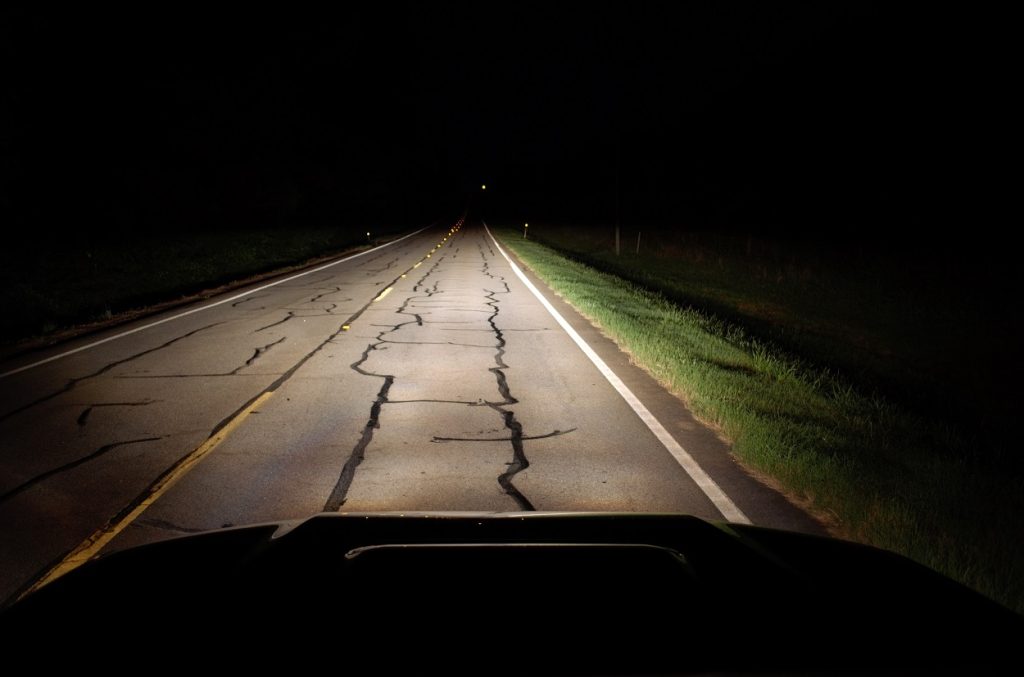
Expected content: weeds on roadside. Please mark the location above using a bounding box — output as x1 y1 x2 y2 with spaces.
495 227 1024 614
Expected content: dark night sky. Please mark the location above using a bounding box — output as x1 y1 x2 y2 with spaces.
1 3 1009 239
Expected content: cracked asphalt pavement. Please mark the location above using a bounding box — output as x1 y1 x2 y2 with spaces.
0 220 820 605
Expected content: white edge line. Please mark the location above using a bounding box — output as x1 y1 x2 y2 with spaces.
0 226 430 379
484 223 750 524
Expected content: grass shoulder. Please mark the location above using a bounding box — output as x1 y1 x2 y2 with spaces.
492 225 1023 615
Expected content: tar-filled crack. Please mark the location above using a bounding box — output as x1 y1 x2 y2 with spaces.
396 287 428 327
114 336 285 378
356 247 401 271
364 256 399 275
322 342 394 512
388 398 488 406
479 246 534 511
412 261 443 292
135 517 205 534
309 286 342 303
337 253 444 330
432 427 576 442
495 410 533 510
255 312 295 333
77 400 156 427
0 323 221 424
377 339 496 348
409 307 492 313
238 337 286 372
283 305 341 312
322 262 446 511
0 436 165 505
442 327 552 332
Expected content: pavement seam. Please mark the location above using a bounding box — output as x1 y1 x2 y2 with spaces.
480 244 535 511
322 254 448 511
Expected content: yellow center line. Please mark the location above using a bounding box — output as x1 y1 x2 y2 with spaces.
23 390 276 599
24 226 465 595
26 225 465 595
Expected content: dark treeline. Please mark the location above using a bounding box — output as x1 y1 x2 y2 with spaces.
3 8 460 246
3 4 1008 249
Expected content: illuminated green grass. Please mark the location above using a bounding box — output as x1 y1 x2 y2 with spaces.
493 226 1024 614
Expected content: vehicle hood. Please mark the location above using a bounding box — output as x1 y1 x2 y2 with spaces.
3 512 1019 673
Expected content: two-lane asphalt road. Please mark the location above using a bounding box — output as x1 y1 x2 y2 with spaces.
0 220 819 604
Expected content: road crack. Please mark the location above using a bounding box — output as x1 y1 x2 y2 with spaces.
255 312 295 333
236 337 286 373
364 256 399 275
0 436 165 505
322 256 450 510
432 427 576 442
479 246 534 510
0 323 221 424
77 400 156 426
309 286 342 303
135 517 206 534
113 336 286 378
322 341 395 512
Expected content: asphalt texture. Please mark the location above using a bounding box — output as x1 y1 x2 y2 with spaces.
0 220 821 605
